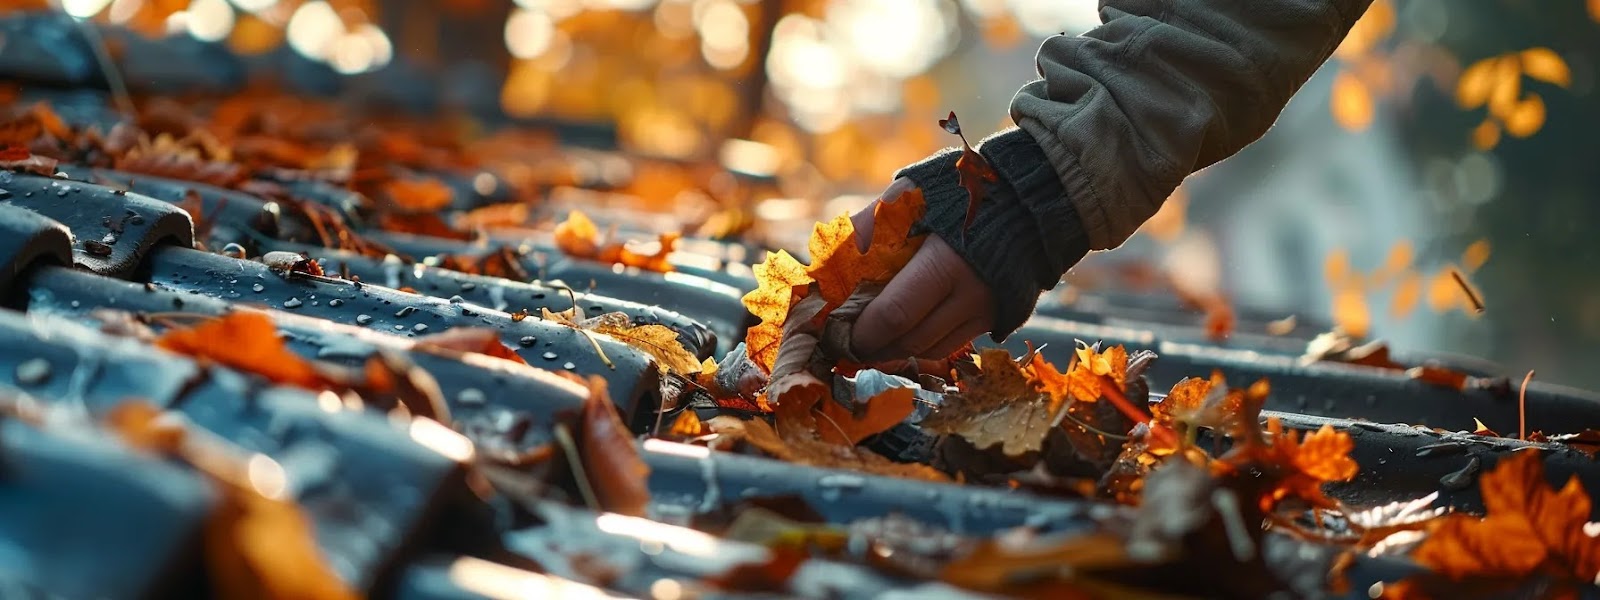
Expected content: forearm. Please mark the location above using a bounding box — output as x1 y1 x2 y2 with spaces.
1014 0 1376 250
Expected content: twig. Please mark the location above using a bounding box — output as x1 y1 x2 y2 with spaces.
812 408 852 445
553 424 601 512
1519 370 1535 441
1059 409 1131 441
1449 269 1485 313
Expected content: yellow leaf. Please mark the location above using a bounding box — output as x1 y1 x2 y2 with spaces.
1487 58 1522 119
1462 239 1492 272
1471 119 1501 151
1332 288 1371 339
1456 57 1498 109
1331 70 1375 131
554 210 601 258
740 250 813 373
1391 271 1422 319
1519 47 1571 87
1503 93 1546 139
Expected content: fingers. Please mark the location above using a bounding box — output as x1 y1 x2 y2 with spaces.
919 317 988 359
882 291 986 358
851 243 952 358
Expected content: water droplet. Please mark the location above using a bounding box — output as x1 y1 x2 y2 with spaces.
356 314 373 325
283 297 303 309
413 323 428 332
55 186 68 197
252 283 265 293
329 299 344 307
128 214 144 225
15 358 51 386
563 362 576 370
818 474 865 491
393 325 405 331
542 352 558 361
69 301 79 308
518 336 537 347
171 297 184 308
461 282 476 291
457 388 486 406
449 295 465 304
395 306 416 318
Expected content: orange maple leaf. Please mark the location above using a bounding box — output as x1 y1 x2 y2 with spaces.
804 187 928 308
1223 419 1359 513
939 111 999 232
741 250 813 373
1064 344 1128 403
155 312 328 389
1406 450 1600 586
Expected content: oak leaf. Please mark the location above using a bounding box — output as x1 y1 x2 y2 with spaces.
939 111 999 232
922 348 1061 456
543 309 702 375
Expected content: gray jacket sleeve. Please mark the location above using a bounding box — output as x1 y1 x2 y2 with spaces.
897 0 1374 340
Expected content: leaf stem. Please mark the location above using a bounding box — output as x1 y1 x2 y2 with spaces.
553 424 601 513
1519 370 1535 441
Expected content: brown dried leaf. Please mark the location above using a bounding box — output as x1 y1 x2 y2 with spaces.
578 376 651 517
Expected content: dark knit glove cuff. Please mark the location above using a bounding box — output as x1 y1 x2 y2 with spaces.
893 129 1089 342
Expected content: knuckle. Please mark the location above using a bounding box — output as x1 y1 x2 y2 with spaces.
873 297 915 333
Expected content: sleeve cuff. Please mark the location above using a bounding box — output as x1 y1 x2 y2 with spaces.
893 129 1090 342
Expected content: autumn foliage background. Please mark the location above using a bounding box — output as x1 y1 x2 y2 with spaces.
21 0 1600 389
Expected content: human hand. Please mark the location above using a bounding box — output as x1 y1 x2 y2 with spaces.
848 177 996 362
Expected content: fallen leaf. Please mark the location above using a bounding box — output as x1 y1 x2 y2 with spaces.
554 210 602 258
705 545 809 593
544 310 702 375
382 177 454 212
741 250 814 373
706 415 946 481
0 145 58 175
155 312 329 389
922 348 1060 456
105 402 358 600
1401 450 1600 592
413 327 528 365
938 111 999 232
617 232 678 273
1067 344 1129 403
577 376 651 517
805 187 928 309
1519 47 1572 87
815 385 916 446
669 410 705 437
